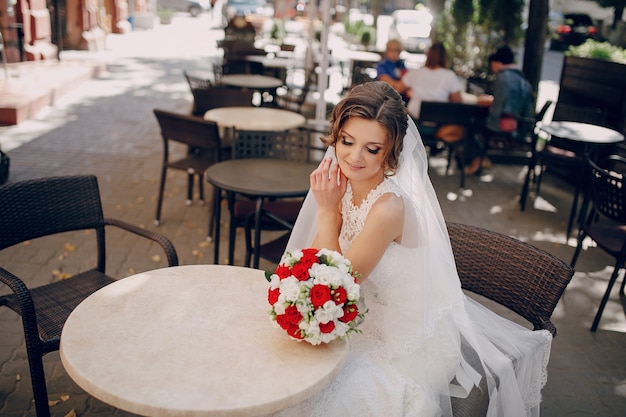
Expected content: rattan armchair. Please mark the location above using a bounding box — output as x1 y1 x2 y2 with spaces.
446 222 574 416
153 109 228 227
571 155 626 331
190 86 254 117
0 175 178 417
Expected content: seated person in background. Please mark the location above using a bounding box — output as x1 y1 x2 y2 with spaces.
401 42 464 145
464 45 533 175
376 39 410 100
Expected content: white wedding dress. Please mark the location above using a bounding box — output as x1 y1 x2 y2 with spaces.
270 117 552 417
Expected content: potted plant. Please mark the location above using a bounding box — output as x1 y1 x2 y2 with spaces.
157 7 175 24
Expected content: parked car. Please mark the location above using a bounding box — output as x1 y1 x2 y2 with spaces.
388 9 433 54
549 12 597 51
225 0 273 19
158 0 210 17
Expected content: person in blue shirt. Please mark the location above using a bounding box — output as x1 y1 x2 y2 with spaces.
376 39 409 101
465 45 533 176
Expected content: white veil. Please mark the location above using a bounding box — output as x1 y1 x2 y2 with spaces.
287 115 551 416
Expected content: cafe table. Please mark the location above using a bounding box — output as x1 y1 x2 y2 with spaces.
205 158 316 267
220 74 283 90
539 121 625 237
203 106 305 132
60 264 349 417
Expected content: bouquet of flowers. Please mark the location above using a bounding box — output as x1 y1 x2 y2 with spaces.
267 248 365 345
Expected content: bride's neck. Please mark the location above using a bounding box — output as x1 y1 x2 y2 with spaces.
350 176 385 207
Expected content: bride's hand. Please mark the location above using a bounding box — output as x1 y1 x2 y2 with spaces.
310 157 347 212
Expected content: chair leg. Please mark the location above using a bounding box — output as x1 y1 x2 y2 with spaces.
197 174 205 205
244 215 254 268
186 172 194 205
155 167 167 226
591 262 624 332
520 162 533 211
27 348 51 417
570 230 587 268
566 187 581 240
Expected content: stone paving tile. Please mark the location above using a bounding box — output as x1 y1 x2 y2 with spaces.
1 14 626 417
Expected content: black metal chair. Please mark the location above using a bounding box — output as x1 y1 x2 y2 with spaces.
0 175 178 417
446 221 574 416
153 109 227 227
571 155 626 331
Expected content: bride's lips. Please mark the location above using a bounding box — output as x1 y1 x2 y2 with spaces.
343 161 363 170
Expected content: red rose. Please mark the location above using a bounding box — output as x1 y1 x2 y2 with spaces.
319 320 336 334
331 287 347 304
275 265 292 279
283 305 302 325
310 284 332 308
291 262 310 281
268 288 280 305
300 248 319 268
339 304 359 323
276 306 304 339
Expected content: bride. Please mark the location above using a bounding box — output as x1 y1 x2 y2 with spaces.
267 81 551 417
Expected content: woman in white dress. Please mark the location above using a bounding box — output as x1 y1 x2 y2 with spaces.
269 81 551 417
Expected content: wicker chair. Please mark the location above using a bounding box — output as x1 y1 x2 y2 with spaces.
446 222 574 416
190 86 254 117
571 155 626 331
153 109 228 227
0 175 178 417
217 129 312 267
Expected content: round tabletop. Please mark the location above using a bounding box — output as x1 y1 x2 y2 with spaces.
245 55 295 69
205 158 315 197
204 106 305 131
60 265 349 417
540 121 625 145
220 74 283 89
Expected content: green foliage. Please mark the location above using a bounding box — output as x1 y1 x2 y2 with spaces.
343 16 376 48
567 39 626 64
436 0 525 78
270 19 286 42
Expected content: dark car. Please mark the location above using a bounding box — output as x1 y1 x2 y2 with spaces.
549 12 597 51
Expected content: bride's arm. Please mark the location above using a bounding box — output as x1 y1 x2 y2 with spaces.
345 193 404 282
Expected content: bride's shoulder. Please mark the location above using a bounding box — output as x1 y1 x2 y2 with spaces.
370 190 404 220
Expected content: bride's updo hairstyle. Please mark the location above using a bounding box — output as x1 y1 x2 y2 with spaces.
324 81 408 174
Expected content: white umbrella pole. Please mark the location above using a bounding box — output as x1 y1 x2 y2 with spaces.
315 0 331 122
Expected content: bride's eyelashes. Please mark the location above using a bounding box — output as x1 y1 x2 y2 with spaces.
340 138 382 155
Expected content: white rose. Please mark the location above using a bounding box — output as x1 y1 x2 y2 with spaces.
279 277 302 302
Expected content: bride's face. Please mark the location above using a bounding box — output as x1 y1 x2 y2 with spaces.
335 117 388 184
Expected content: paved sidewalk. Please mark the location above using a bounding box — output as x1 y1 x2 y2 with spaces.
1 14 626 417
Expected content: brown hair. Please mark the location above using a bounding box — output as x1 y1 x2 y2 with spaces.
323 81 408 174
425 42 448 68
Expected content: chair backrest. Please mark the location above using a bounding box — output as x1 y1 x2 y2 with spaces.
553 103 607 125
191 87 254 117
184 70 212 90
154 109 222 154
419 101 489 126
446 222 574 335
221 59 264 76
232 129 312 162
0 175 105 251
587 155 626 224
